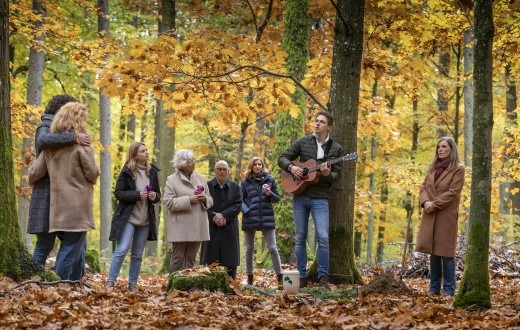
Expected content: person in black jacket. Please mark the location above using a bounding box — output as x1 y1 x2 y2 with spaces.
200 160 242 279
241 156 282 286
28 94 90 272
278 110 342 288
106 142 161 292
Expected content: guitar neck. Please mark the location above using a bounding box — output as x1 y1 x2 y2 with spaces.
306 156 346 173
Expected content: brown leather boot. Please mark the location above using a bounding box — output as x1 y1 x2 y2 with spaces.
277 274 283 289
299 277 307 288
247 274 254 285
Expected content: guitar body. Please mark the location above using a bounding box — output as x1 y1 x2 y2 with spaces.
280 152 358 195
280 159 320 196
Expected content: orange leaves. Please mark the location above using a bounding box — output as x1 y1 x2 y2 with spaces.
97 31 294 130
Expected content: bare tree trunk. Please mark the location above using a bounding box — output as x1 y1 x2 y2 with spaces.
154 0 176 261
328 0 364 284
454 0 494 308
98 0 112 259
0 1 44 280
463 29 474 167
18 0 45 252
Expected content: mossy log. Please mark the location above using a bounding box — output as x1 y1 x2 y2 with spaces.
166 269 233 294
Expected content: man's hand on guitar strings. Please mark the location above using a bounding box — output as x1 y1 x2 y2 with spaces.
320 162 331 176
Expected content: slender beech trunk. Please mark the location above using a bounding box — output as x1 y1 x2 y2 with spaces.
98 0 112 259
18 0 45 252
454 0 493 308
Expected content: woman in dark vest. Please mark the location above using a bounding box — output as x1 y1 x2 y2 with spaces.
241 156 282 286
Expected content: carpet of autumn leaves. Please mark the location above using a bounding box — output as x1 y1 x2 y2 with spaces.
0 269 518 329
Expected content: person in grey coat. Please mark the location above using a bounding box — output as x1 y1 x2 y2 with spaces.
28 94 90 270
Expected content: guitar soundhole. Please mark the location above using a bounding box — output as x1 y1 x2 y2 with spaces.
302 168 309 177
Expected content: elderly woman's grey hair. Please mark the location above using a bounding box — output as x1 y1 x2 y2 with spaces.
171 149 194 170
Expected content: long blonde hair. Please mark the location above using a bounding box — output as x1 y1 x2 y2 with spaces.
47 102 89 159
126 142 151 179
50 102 89 136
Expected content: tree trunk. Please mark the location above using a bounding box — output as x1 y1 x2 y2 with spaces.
366 137 376 265
18 0 45 252
454 0 493 308
154 0 176 260
271 0 309 263
376 168 388 264
463 29 474 167
98 0 112 259
0 1 44 280
327 0 364 284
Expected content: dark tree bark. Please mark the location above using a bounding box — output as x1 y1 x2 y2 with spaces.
327 0 365 284
454 0 494 308
0 0 45 280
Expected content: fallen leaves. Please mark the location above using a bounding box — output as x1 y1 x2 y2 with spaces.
0 272 518 329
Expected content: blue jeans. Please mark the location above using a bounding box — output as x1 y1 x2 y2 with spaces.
33 232 57 266
55 231 87 281
107 222 150 284
292 196 330 279
429 255 456 294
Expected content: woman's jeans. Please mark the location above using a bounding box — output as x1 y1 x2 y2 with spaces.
244 228 282 276
107 222 149 284
292 196 330 279
33 232 57 266
429 255 456 294
55 231 87 281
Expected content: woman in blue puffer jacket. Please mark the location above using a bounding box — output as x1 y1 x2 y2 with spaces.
241 156 282 286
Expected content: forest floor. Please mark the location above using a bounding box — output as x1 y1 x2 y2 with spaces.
0 265 518 329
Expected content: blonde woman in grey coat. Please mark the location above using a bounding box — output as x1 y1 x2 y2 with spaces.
164 149 213 272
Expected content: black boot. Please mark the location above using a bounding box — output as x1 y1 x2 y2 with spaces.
247 274 254 285
277 274 283 289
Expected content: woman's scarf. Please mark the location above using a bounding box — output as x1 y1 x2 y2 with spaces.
434 158 450 181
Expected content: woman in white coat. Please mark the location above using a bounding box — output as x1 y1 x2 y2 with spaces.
164 149 213 272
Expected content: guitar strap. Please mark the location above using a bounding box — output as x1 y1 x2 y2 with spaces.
323 139 333 159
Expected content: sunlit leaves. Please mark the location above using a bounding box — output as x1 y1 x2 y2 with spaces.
97 31 294 128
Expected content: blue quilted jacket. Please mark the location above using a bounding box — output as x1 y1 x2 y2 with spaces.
240 174 280 231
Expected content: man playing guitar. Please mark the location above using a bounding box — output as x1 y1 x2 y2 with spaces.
278 110 342 289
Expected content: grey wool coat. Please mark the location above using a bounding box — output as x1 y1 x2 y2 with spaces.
415 164 465 258
164 171 213 242
28 144 100 232
28 114 77 233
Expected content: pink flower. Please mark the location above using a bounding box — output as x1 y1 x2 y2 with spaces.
195 184 205 194
262 183 270 190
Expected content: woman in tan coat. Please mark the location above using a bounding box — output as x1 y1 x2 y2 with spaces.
164 149 213 272
29 102 100 281
416 136 464 296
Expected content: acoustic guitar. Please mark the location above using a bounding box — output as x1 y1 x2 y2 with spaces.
280 152 358 195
